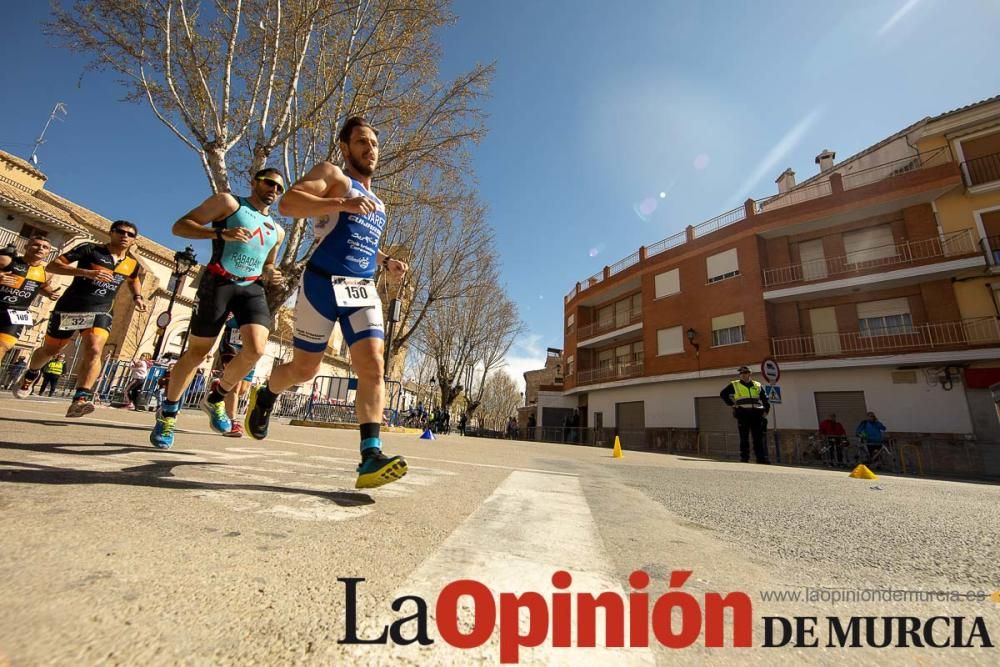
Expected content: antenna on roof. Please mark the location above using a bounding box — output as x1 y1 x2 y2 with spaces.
30 102 68 166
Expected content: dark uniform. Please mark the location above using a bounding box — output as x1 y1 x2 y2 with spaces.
720 367 771 463
0 256 47 348
46 243 140 342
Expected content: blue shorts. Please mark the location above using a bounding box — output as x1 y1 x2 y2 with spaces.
293 269 384 353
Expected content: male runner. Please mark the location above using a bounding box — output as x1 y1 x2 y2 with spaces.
0 236 59 361
244 116 408 489
14 222 146 417
217 314 256 437
148 169 285 449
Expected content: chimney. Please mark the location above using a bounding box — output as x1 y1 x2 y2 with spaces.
815 149 836 173
775 168 796 194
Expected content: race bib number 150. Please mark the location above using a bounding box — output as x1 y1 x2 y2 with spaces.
332 277 381 308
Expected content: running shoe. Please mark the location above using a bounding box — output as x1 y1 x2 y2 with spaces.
65 398 95 418
149 410 177 449
355 450 408 489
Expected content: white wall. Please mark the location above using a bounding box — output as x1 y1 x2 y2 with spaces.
583 366 974 434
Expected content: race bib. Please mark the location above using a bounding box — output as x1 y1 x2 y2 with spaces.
227 327 243 346
59 312 97 331
332 277 381 308
7 309 32 326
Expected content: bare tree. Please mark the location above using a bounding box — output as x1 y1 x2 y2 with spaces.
475 370 521 432
417 257 524 410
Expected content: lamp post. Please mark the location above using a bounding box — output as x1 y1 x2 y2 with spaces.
152 245 197 361
686 327 701 376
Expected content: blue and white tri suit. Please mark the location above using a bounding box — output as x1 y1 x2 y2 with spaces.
294 171 386 352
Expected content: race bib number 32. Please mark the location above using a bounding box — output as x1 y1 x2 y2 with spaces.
7 309 33 326
332 277 381 308
59 312 97 331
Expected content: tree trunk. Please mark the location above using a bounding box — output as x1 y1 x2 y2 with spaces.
204 145 231 193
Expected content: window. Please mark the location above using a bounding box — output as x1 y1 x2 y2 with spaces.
566 313 575 332
656 325 684 356
654 269 680 298
711 312 746 347
706 248 739 283
597 294 641 330
19 223 47 238
567 355 575 376
960 131 1000 187
857 298 913 336
843 225 896 264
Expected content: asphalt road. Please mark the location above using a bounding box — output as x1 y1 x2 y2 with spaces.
1 398 998 666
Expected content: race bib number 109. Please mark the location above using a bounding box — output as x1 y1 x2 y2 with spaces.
332 277 381 308
7 309 32 326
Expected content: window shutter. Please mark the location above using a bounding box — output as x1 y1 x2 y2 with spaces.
657 326 683 355
844 225 895 263
654 269 680 298
856 298 910 319
706 248 739 280
711 311 745 331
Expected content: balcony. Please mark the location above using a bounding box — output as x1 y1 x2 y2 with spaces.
961 152 1000 189
577 358 644 385
566 146 957 304
771 317 1000 360
762 229 981 289
0 226 59 261
576 307 642 347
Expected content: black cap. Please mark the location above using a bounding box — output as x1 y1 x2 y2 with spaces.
738 366 751 373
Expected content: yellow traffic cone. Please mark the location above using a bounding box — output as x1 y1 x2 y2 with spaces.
612 436 623 459
849 464 878 480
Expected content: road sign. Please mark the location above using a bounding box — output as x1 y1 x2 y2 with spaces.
761 357 781 384
763 384 782 403
156 311 172 328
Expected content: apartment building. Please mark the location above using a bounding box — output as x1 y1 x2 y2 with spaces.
562 95 1000 449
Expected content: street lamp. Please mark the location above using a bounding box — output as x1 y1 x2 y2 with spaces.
686 327 701 375
152 245 197 360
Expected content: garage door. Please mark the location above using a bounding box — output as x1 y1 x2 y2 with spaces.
695 396 738 433
813 391 867 433
615 401 645 448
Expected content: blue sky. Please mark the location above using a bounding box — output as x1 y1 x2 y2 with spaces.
2 1 1000 382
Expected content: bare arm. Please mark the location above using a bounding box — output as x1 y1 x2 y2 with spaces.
261 227 286 284
128 274 147 311
40 276 60 299
172 192 243 240
278 162 375 218
47 255 113 282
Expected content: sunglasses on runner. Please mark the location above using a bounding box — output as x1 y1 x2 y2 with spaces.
112 228 138 238
256 176 285 193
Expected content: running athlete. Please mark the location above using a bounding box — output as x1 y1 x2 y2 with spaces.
0 236 59 360
244 116 408 489
217 315 256 438
148 169 285 449
14 221 146 416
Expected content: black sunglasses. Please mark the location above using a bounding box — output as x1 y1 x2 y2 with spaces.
256 177 284 193
112 228 138 238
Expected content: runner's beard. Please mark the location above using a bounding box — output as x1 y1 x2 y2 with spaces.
347 152 375 177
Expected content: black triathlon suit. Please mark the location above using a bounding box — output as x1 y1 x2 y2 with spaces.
47 243 140 340
0 256 48 342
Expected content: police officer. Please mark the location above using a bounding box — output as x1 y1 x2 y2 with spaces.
720 365 771 464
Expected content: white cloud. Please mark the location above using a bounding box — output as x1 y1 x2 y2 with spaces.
500 332 547 392
877 0 922 37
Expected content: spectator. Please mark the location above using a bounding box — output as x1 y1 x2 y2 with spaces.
4 354 28 390
817 413 847 467
458 413 467 436
126 353 151 409
856 412 887 460
39 353 66 396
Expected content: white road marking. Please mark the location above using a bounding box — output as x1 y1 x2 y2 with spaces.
344 471 654 665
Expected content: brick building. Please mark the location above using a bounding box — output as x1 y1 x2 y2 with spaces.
561 95 1000 472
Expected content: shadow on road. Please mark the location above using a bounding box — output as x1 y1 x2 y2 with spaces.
0 415 152 433
0 441 375 507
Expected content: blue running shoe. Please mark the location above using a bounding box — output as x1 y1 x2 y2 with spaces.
199 395 232 434
150 410 177 449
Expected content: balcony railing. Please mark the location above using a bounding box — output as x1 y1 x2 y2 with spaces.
576 307 643 341
577 358 644 385
985 235 1000 264
762 229 979 288
771 317 1000 359
841 146 951 190
566 146 956 303
0 226 59 261
961 152 1000 188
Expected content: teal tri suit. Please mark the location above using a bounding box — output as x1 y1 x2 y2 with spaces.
190 196 280 337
